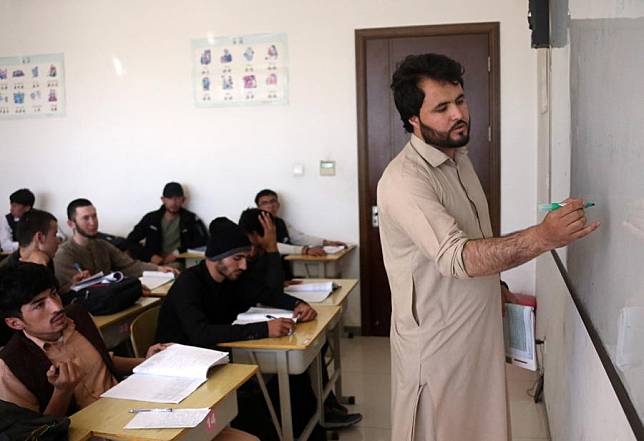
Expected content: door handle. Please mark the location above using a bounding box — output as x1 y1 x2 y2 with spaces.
371 206 379 228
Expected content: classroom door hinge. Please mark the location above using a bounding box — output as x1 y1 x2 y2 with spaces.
487 56 491 72
488 126 492 142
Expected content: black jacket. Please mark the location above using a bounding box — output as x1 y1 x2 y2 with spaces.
126 206 208 261
155 260 299 349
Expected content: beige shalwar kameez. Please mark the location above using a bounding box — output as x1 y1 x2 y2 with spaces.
377 135 509 441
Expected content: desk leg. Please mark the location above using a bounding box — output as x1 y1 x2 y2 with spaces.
276 351 294 441
318 262 326 278
249 353 283 441
331 319 355 406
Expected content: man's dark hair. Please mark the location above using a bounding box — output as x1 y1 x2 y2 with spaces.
67 198 93 221
254 189 277 206
239 208 272 236
391 53 465 133
9 189 35 207
15 209 57 247
0 263 57 319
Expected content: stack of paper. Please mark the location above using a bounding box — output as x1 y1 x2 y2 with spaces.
285 281 335 303
503 304 536 371
101 344 229 403
233 307 295 325
139 271 175 291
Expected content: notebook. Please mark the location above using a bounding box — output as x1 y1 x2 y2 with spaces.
139 271 175 290
101 344 229 403
232 307 295 325
284 281 335 303
70 271 124 292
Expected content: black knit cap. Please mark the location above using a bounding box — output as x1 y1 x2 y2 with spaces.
162 182 184 198
206 217 251 261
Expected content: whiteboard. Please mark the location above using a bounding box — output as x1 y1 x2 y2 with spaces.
566 15 644 426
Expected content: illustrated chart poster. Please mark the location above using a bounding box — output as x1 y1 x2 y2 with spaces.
0 53 65 118
193 33 288 107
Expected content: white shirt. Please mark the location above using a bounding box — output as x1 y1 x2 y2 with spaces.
0 216 18 253
277 220 325 255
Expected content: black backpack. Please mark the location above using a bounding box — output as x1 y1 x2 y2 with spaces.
69 277 142 315
0 399 69 441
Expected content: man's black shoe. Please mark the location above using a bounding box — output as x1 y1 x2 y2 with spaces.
322 409 363 429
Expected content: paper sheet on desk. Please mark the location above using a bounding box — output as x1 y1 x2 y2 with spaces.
323 245 345 254
102 375 205 403
125 408 211 429
139 271 174 290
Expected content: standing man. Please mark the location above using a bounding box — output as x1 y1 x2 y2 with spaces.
377 53 599 441
126 182 208 265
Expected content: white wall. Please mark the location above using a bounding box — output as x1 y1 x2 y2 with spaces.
0 0 538 326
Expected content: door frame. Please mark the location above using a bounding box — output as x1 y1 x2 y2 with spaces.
355 22 501 335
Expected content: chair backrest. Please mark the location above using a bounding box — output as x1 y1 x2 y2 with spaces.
130 306 160 358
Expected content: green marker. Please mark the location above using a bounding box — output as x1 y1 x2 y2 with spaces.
538 201 596 212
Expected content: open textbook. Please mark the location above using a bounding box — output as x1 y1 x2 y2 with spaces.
138 271 175 291
101 344 229 403
232 307 295 325
503 303 537 371
70 271 124 292
285 281 336 303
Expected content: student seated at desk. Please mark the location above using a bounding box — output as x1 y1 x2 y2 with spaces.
238 208 289 290
238 209 362 428
254 189 345 257
53 198 178 293
0 263 257 441
155 217 330 440
126 182 208 266
0 189 66 254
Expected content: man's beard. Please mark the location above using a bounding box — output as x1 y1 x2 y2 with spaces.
419 118 471 149
75 223 98 239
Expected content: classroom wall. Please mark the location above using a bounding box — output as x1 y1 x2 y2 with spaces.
0 0 538 327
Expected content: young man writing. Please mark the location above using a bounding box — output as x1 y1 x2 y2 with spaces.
53 198 177 293
156 217 331 440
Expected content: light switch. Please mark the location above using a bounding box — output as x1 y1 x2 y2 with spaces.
293 163 304 176
320 160 336 176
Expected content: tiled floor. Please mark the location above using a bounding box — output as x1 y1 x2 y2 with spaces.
332 336 550 441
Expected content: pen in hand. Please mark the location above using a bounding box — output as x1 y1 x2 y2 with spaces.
73 263 83 273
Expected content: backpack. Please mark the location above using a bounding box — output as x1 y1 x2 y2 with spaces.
70 277 142 315
0 399 69 441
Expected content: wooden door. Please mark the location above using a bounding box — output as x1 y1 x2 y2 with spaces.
356 23 501 336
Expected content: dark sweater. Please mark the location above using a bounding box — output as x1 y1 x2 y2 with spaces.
155 260 299 349
126 206 208 261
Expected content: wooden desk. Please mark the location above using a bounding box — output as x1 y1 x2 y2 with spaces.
284 245 355 278
92 297 161 349
291 279 358 405
69 363 257 441
220 305 342 441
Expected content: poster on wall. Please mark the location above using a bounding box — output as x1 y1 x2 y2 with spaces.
192 33 288 107
0 53 65 118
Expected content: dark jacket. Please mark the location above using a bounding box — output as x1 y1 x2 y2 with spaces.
0 303 119 414
126 206 208 261
4 214 17 241
155 260 299 349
